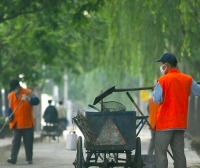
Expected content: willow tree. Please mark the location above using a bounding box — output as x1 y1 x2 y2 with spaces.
51 0 200 107
84 0 200 85
67 1 200 131
1 0 200 102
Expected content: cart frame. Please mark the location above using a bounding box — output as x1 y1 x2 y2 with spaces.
72 87 155 168
72 105 149 167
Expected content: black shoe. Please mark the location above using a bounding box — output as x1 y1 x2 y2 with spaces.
7 158 16 164
27 160 33 164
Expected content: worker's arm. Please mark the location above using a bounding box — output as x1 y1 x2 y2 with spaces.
153 82 163 104
190 80 200 96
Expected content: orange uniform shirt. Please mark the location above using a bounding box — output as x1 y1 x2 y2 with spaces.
8 88 34 129
156 69 192 131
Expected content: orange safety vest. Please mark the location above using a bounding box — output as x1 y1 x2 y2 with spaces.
8 88 34 129
155 69 192 131
148 98 159 131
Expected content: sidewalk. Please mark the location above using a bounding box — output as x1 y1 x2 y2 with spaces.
0 131 41 152
0 126 200 168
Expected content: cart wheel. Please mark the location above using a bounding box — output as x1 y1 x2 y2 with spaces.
73 136 84 168
103 157 108 168
134 137 143 168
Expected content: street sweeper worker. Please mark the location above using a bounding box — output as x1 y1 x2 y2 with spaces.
153 53 200 168
5 79 40 165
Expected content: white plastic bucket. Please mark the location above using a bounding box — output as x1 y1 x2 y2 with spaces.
66 131 77 150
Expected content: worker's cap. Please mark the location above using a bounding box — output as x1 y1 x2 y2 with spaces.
10 79 20 91
155 53 178 66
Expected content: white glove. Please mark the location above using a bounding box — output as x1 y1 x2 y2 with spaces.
5 117 11 123
22 94 31 102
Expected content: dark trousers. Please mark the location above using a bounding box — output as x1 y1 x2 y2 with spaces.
155 130 186 168
11 126 34 161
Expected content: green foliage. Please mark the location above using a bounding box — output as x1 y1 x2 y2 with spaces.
0 0 200 106
0 0 105 90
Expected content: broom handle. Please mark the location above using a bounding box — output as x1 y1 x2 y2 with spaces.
9 99 23 118
0 100 24 133
126 92 154 130
0 90 29 133
9 90 29 118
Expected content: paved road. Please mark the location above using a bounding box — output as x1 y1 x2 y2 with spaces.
0 127 200 168
0 137 77 168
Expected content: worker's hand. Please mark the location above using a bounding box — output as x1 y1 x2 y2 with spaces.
5 117 11 123
22 94 31 102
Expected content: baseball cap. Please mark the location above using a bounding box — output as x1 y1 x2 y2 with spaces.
155 53 178 66
10 79 20 91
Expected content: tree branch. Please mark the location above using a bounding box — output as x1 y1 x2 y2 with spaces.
0 8 45 24
15 24 30 39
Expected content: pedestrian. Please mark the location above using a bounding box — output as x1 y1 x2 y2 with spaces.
43 100 58 124
153 53 200 168
56 100 68 128
5 79 40 164
43 100 58 140
147 97 159 155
